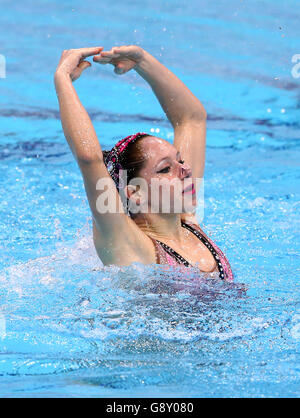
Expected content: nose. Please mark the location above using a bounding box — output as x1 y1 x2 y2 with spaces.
179 161 192 179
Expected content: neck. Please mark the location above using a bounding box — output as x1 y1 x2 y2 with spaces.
133 212 188 244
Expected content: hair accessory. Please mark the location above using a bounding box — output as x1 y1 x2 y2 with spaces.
104 132 148 189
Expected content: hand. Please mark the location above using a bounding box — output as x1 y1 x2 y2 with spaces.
93 45 145 75
55 47 103 82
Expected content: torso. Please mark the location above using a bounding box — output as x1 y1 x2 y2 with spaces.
157 224 217 272
93 219 234 281
147 221 234 281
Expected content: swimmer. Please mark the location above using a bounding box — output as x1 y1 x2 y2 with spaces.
54 45 234 281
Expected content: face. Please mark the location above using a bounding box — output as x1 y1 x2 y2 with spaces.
126 137 197 215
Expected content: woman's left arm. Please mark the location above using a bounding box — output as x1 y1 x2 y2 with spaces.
94 46 207 179
135 50 207 179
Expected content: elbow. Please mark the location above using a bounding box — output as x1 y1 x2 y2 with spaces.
191 107 207 122
181 105 207 124
201 108 207 121
180 109 207 125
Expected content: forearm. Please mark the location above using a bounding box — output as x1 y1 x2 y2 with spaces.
135 50 206 127
54 73 103 163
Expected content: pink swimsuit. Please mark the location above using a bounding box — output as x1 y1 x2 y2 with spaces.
148 221 234 282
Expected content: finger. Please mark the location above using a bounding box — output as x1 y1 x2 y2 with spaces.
71 61 91 81
93 54 112 63
70 69 80 82
114 65 124 75
112 46 132 54
111 47 125 54
78 60 91 70
114 62 131 75
100 50 121 58
111 46 123 54
75 47 104 58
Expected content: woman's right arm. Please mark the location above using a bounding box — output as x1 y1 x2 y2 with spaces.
54 48 104 164
54 48 153 264
54 47 124 226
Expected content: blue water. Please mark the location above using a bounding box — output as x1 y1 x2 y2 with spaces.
0 0 300 398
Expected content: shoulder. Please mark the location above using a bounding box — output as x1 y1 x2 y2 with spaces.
92 218 157 265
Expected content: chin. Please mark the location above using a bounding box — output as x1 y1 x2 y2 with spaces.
181 195 197 213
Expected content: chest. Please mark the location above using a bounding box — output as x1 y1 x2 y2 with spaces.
161 230 218 273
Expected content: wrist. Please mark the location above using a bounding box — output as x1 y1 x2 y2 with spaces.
134 51 162 83
134 50 153 73
54 70 72 87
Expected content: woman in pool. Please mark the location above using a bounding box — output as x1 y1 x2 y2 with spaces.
54 45 234 281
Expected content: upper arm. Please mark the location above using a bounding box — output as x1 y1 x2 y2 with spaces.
79 157 127 232
173 118 206 180
80 158 153 263
173 119 206 226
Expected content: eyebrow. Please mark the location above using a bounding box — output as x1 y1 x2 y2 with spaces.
156 151 181 168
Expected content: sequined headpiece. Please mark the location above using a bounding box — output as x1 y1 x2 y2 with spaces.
104 132 148 189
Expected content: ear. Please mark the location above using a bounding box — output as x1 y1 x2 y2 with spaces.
125 184 145 209
124 184 139 201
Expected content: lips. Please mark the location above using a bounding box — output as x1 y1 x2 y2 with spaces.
182 183 195 195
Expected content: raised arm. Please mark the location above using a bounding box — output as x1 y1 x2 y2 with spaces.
54 48 104 163
54 48 152 264
94 46 207 179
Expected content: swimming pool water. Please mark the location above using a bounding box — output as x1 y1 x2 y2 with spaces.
0 0 299 398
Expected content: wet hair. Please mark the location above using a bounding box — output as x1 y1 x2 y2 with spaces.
103 134 153 216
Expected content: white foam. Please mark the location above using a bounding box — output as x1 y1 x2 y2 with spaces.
1 230 103 290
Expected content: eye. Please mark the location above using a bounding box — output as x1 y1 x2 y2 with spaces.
179 159 185 164
157 166 171 174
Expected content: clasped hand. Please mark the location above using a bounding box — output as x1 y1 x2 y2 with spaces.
55 45 145 82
